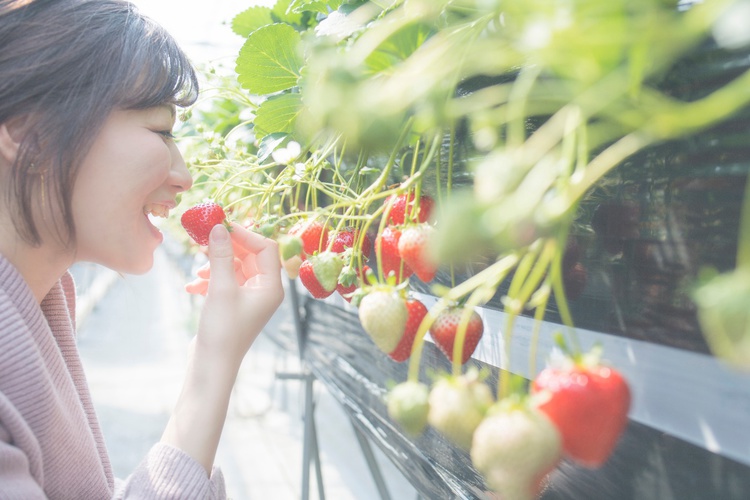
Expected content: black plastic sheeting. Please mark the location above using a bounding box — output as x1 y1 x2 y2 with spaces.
263 30 750 500
262 296 750 500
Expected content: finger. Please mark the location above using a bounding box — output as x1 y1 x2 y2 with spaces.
229 222 280 277
185 279 209 295
196 263 211 279
207 224 236 295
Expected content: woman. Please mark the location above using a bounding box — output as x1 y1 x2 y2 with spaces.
0 0 284 498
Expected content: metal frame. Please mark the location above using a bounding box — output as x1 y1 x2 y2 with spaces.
276 277 394 500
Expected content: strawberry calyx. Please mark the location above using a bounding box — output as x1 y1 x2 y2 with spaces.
552 332 605 368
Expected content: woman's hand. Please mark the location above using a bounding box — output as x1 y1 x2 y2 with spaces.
192 222 284 365
161 222 284 474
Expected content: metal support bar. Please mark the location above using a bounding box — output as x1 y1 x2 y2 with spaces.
279 279 326 500
276 371 325 500
350 418 392 500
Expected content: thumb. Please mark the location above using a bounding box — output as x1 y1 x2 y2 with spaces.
207 224 236 294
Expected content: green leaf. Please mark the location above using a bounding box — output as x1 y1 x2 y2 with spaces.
236 23 303 95
253 93 303 139
365 23 433 75
232 6 274 38
257 132 290 162
289 0 345 16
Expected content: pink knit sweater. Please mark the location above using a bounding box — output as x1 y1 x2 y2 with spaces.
0 255 225 499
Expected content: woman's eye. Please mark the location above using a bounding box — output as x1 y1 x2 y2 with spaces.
157 130 175 139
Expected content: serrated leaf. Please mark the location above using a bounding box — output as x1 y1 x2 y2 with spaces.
289 0 345 16
365 22 433 75
257 132 289 162
232 6 274 38
272 0 303 25
236 23 303 95
253 93 303 139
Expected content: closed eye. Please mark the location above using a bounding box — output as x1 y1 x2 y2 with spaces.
157 130 175 140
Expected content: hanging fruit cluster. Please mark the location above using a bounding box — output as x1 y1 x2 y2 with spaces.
176 0 750 496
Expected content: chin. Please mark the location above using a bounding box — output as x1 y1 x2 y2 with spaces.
105 252 155 275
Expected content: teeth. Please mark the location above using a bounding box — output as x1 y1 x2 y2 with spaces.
143 203 170 218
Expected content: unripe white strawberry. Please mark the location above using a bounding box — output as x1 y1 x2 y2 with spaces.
427 370 494 451
281 254 303 279
471 403 562 500
387 381 430 436
358 288 407 353
310 251 344 292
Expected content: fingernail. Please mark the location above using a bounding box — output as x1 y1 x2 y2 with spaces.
211 224 229 243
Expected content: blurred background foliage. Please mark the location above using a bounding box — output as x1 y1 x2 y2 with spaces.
171 0 750 369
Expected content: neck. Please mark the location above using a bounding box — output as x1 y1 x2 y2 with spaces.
0 220 73 304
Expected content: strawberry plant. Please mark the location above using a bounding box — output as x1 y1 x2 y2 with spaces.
177 0 750 494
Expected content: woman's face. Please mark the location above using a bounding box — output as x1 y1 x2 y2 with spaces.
70 106 192 274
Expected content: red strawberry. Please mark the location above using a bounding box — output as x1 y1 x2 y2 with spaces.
330 227 372 260
336 265 371 303
375 226 413 283
386 192 435 225
298 252 343 299
398 223 438 283
427 369 494 450
532 355 631 468
288 219 329 260
563 261 587 301
388 299 428 362
471 402 562 498
429 307 484 364
357 287 408 353
180 201 228 246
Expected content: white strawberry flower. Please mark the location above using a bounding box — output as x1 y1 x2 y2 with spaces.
271 141 301 165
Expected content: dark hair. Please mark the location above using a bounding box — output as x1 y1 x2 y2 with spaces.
0 0 199 245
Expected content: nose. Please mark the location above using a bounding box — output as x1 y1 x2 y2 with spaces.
169 147 193 192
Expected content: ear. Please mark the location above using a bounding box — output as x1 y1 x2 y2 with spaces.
0 122 21 166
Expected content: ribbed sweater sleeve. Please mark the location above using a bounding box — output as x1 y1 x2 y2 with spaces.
0 257 226 499
115 443 226 499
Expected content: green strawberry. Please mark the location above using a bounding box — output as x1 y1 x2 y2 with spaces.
387 381 430 436
358 287 408 353
471 401 562 500
310 251 344 292
427 369 494 451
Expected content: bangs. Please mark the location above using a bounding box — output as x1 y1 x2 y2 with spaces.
116 15 199 110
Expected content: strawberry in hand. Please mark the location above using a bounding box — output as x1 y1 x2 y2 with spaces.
181 201 229 246
531 343 631 468
429 306 484 364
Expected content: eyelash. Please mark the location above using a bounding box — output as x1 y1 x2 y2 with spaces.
157 130 175 139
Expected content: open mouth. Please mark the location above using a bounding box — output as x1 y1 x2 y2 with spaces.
143 203 170 218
